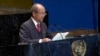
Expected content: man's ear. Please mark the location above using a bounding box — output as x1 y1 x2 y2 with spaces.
32 12 35 17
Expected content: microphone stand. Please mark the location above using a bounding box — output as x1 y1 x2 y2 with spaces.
54 24 67 40
49 24 64 40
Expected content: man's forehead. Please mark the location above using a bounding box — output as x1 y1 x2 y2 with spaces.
34 4 44 8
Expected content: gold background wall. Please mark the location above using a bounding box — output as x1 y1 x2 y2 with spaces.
0 0 33 9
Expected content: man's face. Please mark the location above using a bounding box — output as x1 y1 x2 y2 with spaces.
32 7 46 22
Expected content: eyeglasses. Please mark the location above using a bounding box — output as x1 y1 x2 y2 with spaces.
35 11 47 16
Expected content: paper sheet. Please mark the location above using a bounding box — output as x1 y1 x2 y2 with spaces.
52 32 69 41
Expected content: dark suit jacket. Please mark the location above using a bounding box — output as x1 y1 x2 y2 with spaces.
19 18 50 43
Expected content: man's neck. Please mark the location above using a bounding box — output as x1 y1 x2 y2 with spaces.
31 17 40 23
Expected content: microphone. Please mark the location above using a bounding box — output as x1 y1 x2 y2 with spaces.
48 24 58 32
49 24 64 40
53 24 66 40
54 24 66 32
54 24 71 39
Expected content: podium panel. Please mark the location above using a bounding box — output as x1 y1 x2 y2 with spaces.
0 35 99 56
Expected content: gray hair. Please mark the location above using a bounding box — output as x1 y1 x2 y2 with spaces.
30 3 44 13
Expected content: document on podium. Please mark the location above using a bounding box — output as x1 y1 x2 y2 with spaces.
52 32 69 41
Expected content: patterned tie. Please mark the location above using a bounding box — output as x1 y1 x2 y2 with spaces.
37 24 41 32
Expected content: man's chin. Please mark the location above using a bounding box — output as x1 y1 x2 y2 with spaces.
40 19 43 22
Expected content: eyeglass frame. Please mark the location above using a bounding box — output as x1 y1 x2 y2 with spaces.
34 11 47 16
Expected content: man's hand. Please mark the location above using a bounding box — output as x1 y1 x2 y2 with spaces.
41 38 51 43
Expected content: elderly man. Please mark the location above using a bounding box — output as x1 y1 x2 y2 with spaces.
19 3 51 44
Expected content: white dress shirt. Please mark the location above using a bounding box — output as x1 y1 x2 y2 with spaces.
31 17 42 43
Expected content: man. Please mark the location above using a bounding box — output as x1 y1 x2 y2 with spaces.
19 3 51 44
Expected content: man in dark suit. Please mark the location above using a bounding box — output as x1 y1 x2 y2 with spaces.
19 3 51 44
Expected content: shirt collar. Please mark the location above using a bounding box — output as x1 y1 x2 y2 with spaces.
31 17 40 26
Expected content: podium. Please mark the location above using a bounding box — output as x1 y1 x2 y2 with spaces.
0 35 99 56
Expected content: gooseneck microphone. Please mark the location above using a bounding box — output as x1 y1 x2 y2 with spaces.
49 24 64 40
48 24 58 32
54 24 66 32
53 24 66 40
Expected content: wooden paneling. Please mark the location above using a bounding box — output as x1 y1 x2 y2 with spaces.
0 0 32 9
50 29 97 38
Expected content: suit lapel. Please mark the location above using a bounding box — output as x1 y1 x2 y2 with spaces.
41 22 46 38
29 19 40 38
